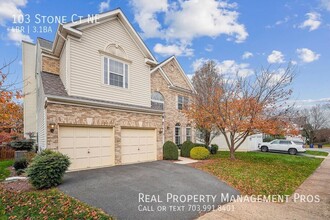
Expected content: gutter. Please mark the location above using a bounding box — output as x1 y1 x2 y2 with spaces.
45 95 164 115
168 85 194 94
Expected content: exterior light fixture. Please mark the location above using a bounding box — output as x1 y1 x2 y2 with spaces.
49 123 56 133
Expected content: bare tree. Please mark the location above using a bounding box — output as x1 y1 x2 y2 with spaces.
300 105 328 144
186 63 297 159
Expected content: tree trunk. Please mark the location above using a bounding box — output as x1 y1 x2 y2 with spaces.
229 146 235 160
204 130 211 146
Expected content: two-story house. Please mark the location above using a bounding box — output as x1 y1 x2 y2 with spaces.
22 9 195 171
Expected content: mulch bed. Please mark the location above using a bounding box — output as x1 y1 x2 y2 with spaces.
1 166 33 193
1 179 34 192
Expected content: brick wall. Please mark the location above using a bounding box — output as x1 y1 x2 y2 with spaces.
42 56 59 74
161 59 191 90
46 103 163 164
151 69 195 144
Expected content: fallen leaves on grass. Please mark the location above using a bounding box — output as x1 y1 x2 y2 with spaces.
193 152 323 196
0 186 112 219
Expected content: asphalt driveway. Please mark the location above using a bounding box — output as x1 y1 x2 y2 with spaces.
59 161 239 220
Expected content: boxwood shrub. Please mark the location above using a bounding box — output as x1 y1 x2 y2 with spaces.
27 150 70 189
190 147 210 160
210 144 219 154
181 141 195 157
163 141 179 160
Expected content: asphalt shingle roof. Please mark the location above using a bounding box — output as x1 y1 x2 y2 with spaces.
38 38 53 50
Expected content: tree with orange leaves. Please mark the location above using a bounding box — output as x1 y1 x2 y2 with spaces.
0 60 23 143
186 61 297 159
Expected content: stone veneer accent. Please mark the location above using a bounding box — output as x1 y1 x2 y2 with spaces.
42 56 59 74
46 103 163 164
151 68 195 144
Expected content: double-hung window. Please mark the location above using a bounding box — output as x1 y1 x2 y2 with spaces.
175 123 181 145
178 95 189 110
104 57 128 88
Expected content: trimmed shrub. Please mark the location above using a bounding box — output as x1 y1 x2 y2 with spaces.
16 169 25 176
193 143 208 148
13 158 28 171
10 139 35 151
190 147 210 160
25 151 37 163
163 141 179 160
210 144 219 154
181 141 195 157
27 150 70 189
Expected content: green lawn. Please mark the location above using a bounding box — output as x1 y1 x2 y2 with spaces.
305 150 329 157
0 160 13 181
0 187 112 219
192 151 323 196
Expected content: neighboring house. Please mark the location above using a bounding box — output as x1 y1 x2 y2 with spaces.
210 133 263 152
22 9 195 171
196 132 263 152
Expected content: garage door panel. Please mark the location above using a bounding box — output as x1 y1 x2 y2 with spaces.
101 137 112 146
100 156 112 166
59 126 114 171
74 127 89 137
60 127 74 137
121 129 156 164
121 136 136 145
74 138 90 148
74 158 89 170
89 137 101 147
89 157 102 167
89 148 101 157
60 138 74 148
100 147 111 156
59 148 74 158
122 147 139 154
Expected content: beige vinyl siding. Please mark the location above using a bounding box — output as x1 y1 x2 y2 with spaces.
69 18 151 107
37 75 46 150
22 42 37 137
59 43 67 88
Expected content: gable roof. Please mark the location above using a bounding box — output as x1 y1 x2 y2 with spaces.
50 8 157 65
151 56 195 92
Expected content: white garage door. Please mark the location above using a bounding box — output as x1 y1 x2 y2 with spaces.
59 126 114 171
121 129 157 164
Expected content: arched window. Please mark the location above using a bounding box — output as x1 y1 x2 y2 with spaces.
175 123 181 145
186 124 192 142
151 92 164 110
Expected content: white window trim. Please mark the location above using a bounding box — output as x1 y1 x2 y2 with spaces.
102 55 129 89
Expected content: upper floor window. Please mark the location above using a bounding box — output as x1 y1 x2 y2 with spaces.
151 92 164 110
178 95 189 110
104 57 128 88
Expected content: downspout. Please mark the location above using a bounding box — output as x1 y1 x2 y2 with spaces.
162 113 165 144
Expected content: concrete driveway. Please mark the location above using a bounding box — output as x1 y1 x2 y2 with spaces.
59 161 239 220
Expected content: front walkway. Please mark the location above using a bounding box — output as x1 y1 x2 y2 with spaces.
198 156 330 220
